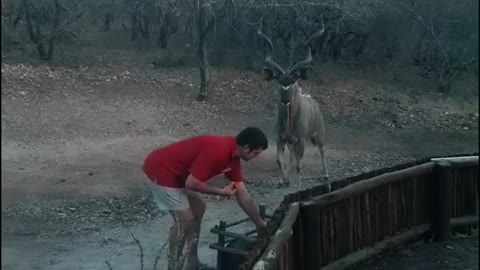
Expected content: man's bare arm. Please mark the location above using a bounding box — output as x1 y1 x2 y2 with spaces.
234 181 266 228
185 174 234 196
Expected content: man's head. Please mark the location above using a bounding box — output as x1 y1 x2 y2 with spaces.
235 127 268 161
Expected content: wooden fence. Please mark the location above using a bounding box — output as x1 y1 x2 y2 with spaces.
240 154 479 270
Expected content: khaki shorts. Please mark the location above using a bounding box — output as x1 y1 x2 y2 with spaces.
146 180 190 211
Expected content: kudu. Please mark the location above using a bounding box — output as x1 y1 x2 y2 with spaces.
257 18 329 189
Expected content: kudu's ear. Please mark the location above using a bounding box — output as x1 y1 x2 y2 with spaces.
299 67 309 80
289 67 310 81
260 67 277 81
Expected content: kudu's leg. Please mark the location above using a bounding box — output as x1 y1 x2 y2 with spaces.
287 144 295 177
293 139 305 190
315 135 329 181
276 139 289 186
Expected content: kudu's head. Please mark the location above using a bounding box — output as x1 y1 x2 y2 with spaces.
257 18 325 106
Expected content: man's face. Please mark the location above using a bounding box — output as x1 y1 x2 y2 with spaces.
240 146 263 161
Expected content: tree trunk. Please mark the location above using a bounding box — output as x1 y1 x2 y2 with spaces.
141 15 150 39
46 0 61 61
197 30 208 101
23 1 47 60
196 0 210 101
158 26 168 48
131 13 138 40
104 13 111 31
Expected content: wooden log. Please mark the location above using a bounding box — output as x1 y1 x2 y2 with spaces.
364 192 372 246
415 176 423 225
337 179 351 188
209 243 250 256
405 180 414 228
330 204 336 260
373 189 380 241
475 169 479 217
378 187 386 240
432 162 452 241
251 203 300 270
299 189 310 201
452 171 457 220
301 204 321 269
314 204 323 268
412 178 417 227
320 205 330 266
458 169 468 235
225 217 251 228
348 197 354 253
387 185 393 236
292 207 305 270
450 215 479 227
431 156 478 168
311 185 323 196
400 180 407 230
355 195 362 250
392 182 398 234
334 200 350 259
321 223 431 270
210 227 257 243
331 181 342 191
302 162 436 207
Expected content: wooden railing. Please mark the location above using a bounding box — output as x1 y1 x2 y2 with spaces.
238 154 479 270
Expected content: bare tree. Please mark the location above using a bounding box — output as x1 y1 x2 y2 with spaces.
401 0 478 92
194 0 230 101
231 0 381 65
155 0 178 49
11 0 92 61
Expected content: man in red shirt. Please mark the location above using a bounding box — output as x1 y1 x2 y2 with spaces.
143 127 269 270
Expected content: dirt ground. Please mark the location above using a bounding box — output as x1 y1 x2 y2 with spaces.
353 236 479 270
1 51 479 270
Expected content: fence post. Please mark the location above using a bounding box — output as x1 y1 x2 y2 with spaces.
216 221 227 270
433 161 452 241
259 203 266 219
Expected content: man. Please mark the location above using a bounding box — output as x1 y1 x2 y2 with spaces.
143 127 269 270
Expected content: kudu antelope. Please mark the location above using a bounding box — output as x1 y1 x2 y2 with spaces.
257 19 329 189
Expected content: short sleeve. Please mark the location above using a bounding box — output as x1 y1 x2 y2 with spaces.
189 151 219 182
224 158 244 182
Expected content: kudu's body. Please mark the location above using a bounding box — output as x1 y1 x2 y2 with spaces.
258 18 329 188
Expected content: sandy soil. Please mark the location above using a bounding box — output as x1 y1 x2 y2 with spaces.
1 53 478 270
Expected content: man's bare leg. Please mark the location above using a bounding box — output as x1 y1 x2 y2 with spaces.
168 209 194 270
182 190 207 270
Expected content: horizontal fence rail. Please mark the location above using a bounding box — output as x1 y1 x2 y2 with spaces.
236 153 479 270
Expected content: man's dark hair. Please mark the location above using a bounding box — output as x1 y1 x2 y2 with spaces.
236 127 268 150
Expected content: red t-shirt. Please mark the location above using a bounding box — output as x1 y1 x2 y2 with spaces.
143 135 244 188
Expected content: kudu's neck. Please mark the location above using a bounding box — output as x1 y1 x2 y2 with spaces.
278 84 302 142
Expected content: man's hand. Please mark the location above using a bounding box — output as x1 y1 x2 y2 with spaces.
218 184 237 196
185 174 236 196
234 181 270 238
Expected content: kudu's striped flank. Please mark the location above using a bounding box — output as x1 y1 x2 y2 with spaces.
257 16 329 189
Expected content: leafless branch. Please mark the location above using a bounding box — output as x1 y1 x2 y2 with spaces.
105 260 114 270
122 221 144 270
152 237 169 270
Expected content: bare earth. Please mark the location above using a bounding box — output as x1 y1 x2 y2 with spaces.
354 236 478 270
1 52 478 270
